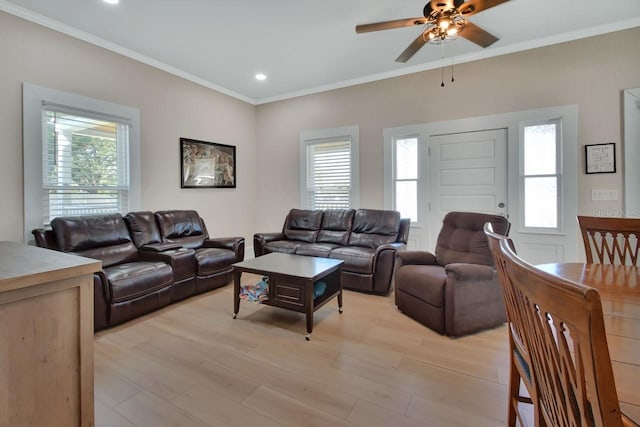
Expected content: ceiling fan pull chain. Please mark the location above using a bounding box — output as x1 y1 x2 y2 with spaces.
441 42 446 87
451 45 455 83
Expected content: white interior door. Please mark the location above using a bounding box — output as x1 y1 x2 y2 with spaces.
427 129 508 247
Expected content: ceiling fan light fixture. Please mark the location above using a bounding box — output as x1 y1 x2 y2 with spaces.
422 8 465 44
355 0 508 64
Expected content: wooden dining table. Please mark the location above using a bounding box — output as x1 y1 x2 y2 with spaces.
536 262 640 422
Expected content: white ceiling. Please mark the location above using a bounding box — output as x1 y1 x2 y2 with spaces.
2 0 640 104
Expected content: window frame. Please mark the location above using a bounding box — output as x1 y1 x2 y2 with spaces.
519 118 563 233
23 83 141 243
390 134 420 223
299 125 359 210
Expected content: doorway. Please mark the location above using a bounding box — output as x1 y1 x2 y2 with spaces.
428 129 508 243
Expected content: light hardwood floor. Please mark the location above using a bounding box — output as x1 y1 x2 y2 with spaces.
93 279 640 427
95 274 514 427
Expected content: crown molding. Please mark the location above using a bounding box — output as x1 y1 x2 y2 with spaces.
0 0 255 105
254 17 640 104
2 1 638 106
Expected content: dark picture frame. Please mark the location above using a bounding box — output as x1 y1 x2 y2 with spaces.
585 142 616 174
180 138 236 188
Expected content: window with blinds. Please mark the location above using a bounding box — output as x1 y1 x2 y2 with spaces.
42 108 130 224
306 140 352 209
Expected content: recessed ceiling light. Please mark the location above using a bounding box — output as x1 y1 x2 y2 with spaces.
255 73 267 81
103 0 119 4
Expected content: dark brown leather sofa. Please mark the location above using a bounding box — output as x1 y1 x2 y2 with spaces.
254 208 410 294
32 210 244 330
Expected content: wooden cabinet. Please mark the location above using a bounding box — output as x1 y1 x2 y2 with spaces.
0 241 101 427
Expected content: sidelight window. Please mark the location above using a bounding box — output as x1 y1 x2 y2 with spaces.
392 136 419 222
521 119 562 230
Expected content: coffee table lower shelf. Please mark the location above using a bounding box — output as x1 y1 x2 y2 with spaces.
232 253 344 340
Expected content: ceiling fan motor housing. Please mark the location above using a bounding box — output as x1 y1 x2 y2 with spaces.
424 0 466 17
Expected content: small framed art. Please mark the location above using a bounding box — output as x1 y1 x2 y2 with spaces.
180 138 236 188
585 143 616 174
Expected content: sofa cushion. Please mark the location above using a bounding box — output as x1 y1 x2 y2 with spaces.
295 243 340 258
348 209 401 248
435 212 509 267
317 209 355 245
283 209 323 243
194 248 236 275
264 240 303 254
329 246 376 274
52 213 131 252
396 265 447 308
105 261 173 303
74 243 140 269
124 211 162 247
155 210 207 248
51 214 139 267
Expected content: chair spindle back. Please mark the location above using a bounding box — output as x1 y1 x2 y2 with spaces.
577 215 640 266
500 239 625 427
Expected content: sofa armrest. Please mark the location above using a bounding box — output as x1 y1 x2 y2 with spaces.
396 218 411 244
203 236 245 262
203 236 244 250
366 243 409 294
395 250 437 269
385 242 407 251
253 232 286 257
32 227 58 249
93 270 111 331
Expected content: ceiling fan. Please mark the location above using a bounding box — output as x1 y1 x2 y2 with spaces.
356 0 510 63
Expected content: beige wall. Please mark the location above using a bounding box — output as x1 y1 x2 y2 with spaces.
0 11 256 242
255 28 640 232
2 8 639 246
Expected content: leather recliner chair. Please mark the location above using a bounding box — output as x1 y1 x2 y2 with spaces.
394 211 510 337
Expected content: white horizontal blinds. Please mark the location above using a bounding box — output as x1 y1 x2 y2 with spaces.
307 139 351 209
42 107 130 224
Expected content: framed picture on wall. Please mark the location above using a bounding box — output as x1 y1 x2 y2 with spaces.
180 138 236 188
585 143 616 174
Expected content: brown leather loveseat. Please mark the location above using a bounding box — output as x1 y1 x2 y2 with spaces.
254 208 409 294
32 210 244 330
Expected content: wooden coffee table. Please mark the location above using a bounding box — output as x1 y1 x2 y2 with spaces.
232 253 343 340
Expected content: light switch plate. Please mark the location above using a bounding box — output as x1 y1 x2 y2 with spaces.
591 189 618 201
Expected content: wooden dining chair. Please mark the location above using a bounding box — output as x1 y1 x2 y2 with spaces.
577 215 640 265
484 223 544 427
499 238 639 427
